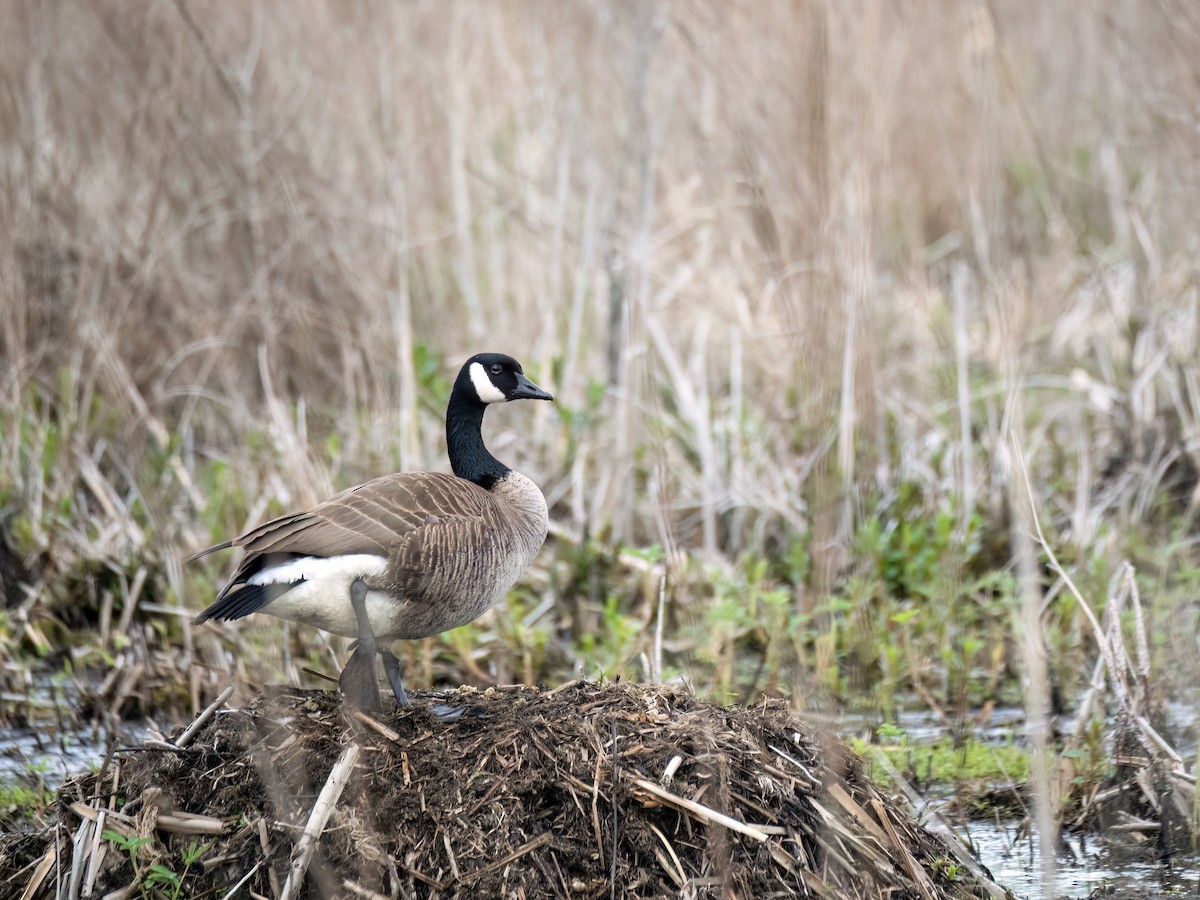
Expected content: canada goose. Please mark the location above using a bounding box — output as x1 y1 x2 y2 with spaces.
192 352 553 712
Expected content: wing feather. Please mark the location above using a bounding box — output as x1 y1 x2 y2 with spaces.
241 472 490 558
193 472 495 624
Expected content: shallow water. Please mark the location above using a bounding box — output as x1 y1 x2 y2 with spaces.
0 679 150 791
0 719 149 790
823 699 1198 749
829 701 1199 897
964 820 1199 899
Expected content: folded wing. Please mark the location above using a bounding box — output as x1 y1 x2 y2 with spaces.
193 472 492 623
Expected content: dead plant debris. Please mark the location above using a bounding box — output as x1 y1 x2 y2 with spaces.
1 681 1010 899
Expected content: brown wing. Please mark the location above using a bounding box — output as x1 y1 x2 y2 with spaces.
232 471 492 559
192 471 493 622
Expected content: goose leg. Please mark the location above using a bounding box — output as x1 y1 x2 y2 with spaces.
380 641 474 721
379 650 411 708
339 578 382 712
343 580 460 719
380 645 470 721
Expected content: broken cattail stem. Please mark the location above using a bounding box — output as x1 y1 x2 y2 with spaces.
279 743 362 900
661 755 683 786
457 832 553 885
176 685 235 749
218 858 266 900
351 710 401 742
631 777 770 842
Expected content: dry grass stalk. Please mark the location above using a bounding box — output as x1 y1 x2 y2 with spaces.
869 797 937 900
174 684 234 749
1016 440 1198 855
279 742 361 900
1 8 1199 893
1010 435 1058 891
630 778 769 843
69 802 224 837
15 845 55 900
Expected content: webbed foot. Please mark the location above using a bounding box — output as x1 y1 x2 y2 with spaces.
339 645 382 712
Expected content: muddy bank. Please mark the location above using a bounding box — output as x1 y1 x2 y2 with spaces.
1 682 1008 899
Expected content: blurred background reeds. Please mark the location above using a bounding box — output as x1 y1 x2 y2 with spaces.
1 0 1198 757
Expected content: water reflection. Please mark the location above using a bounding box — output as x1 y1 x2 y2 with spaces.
964 820 1199 899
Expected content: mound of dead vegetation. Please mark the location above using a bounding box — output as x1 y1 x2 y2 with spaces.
1 682 1008 899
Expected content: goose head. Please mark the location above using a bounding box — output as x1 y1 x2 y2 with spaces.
461 352 554 405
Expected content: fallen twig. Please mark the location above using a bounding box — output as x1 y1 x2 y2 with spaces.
16 844 56 900
217 857 265 900
871 798 937 900
279 743 362 900
176 685 235 749
646 822 686 887
630 777 770 842
1135 716 1184 765
457 832 553 885
70 802 226 836
351 709 400 742
68 815 91 900
83 807 107 896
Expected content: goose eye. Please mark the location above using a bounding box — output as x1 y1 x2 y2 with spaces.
490 364 503 375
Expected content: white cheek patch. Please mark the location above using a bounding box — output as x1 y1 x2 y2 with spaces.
469 362 508 404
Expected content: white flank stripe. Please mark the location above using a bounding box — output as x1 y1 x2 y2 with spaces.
469 362 507 404
247 554 388 586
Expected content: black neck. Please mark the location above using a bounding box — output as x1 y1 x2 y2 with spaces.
446 391 509 490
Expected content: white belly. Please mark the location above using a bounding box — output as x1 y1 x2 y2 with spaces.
250 554 403 639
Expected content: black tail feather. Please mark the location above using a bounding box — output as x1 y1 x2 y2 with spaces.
192 579 305 624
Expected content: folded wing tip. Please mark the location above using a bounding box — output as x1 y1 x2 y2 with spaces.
187 540 234 563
